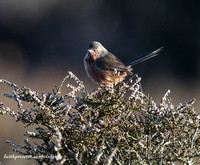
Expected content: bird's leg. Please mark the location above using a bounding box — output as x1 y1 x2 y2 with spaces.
90 85 102 97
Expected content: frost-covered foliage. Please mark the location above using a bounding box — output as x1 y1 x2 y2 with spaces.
0 72 200 165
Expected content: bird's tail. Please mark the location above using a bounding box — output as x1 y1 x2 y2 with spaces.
125 47 163 66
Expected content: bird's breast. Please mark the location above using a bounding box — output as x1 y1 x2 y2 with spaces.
84 55 101 83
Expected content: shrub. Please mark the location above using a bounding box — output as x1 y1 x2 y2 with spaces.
0 71 200 165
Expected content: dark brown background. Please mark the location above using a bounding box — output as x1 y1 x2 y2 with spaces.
0 0 199 164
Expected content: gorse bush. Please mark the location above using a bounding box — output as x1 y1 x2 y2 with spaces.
0 71 200 165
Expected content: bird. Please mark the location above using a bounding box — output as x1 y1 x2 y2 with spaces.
84 41 163 86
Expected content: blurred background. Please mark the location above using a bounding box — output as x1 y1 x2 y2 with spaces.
0 0 199 164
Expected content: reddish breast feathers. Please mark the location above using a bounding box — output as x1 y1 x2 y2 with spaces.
84 52 105 85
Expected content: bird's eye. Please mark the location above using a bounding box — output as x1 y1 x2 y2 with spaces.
95 49 99 53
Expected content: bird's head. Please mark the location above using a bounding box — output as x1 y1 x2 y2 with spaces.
87 41 107 57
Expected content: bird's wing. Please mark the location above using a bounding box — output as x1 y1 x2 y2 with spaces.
96 52 128 72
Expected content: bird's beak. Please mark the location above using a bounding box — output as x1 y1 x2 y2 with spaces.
87 49 95 57
86 49 100 61
88 49 94 54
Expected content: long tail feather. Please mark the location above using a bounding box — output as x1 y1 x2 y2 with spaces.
125 47 163 66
